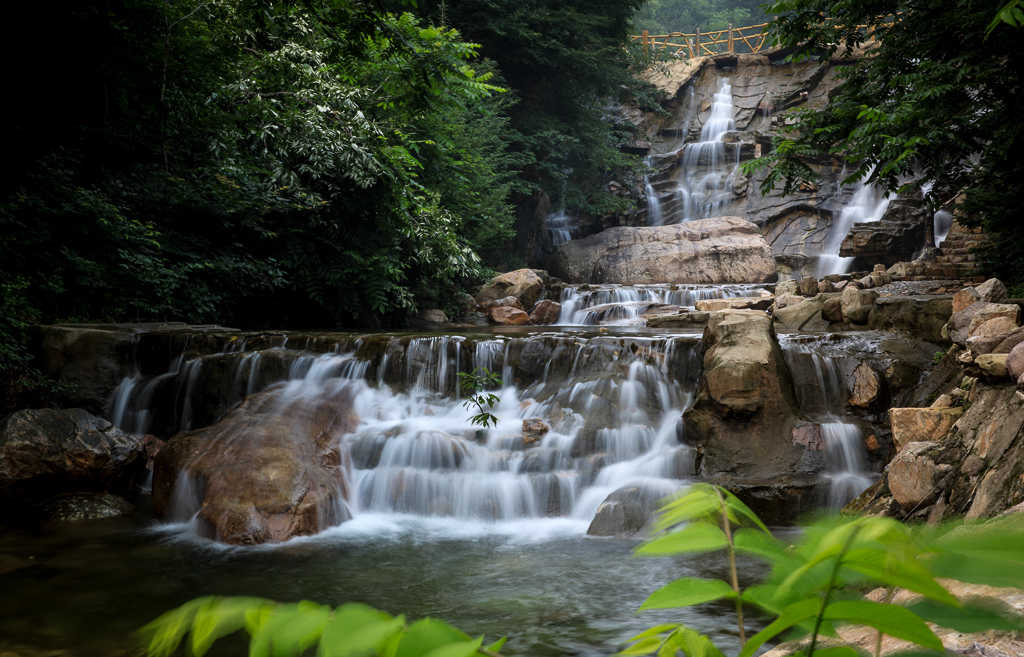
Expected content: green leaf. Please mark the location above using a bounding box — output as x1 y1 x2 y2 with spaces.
421 637 482 657
392 619 470 657
192 597 268 657
908 598 1024 633
625 624 679 643
248 602 330 657
483 637 507 653
618 636 663 655
640 577 736 610
842 549 958 606
140 598 207 657
636 522 728 556
733 529 789 562
823 601 942 651
319 604 405 657
721 489 769 533
738 598 820 657
672 626 726 657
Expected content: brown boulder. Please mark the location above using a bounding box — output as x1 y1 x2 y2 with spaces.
152 388 357 544
475 269 545 309
888 442 940 508
889 407 962 451
994 327 1024 354
773 296 827 330
797 276 819 297
822 296 843 323
1010 342 1024 380
683 310 812 481
848 362 883 409
840 286 877 324
975 353 1009 379
0 409 147 502
549 217 777 284
947 301 1021 346
951 286 980 313
695 297 773 312
487 306 531 325
529 300 562 325
522 418 550 445
975 277 1008 303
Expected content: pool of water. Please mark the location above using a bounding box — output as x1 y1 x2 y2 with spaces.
0 512 771 657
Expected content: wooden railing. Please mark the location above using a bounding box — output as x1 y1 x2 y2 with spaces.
630 22 772 59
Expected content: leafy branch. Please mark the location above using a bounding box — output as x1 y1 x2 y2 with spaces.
457 367 502 428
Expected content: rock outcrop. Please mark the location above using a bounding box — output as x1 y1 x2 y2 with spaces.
0 408 148 509
586 483 679 537
152 387 356 544
475 269 545 309
550 217 776 284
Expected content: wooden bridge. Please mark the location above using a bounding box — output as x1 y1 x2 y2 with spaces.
630 22 772 59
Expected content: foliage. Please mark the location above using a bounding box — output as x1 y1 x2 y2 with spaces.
744 0 1024 289
458 368 502 429
140 597 507 657
622 484 1024 657
633 0 770 35
1 0 528 400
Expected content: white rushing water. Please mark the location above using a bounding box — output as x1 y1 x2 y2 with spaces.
816 176 894 277
556 283 771 326
119 334 704 535
677 78 739 222
781 336 875 508
546 211 574 247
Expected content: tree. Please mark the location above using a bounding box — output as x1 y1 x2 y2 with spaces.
747 0 1024 290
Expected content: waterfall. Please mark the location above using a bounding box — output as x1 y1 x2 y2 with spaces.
816 175 894 277
546 211 574 246
677 79 739 222
644 154 664 226
933 209 953 247
781 336 875 508
556 283 771 326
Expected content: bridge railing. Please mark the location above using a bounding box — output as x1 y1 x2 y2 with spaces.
630 22 772 59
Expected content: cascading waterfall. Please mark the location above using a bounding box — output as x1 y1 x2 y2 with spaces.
781 336 875 508
933 209 953 248
546 211 574 246
816 175 894 277
556 283 771 325
116 333 704 532
643 154 664 226
677 79 738 222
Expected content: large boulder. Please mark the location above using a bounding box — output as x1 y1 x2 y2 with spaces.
889 407 962 451
1009 342 1024 380
946 301 1020 346
0 409 147 507
152 387 357 544
549 217 777 284
683 310 814 481
840 286 877 324
869 296 953 343
888 442 942 508
475 269 545 309
487 306 531 325
35 326 139 415
529 300 562 325
586 482 679 536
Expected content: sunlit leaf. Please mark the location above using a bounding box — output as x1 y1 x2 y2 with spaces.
640 577 736 610
636 522 728 556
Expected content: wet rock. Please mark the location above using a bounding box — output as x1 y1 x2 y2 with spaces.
549 217 776 284
41 492 134 522
947 301 1020 346
775 279 799 297
821 296 843 323
0 409 147 507
36 325 138 415
773 296 827 330
889 407 962 451
152 388 357 544
773 294 806 310
522 418 550 446
848 363 883 409
586 483 678 536
888 442 940 508
840 286 877 324
797 276 819 297
417 309 449 324
529 300 561 325
645 310 709 328
487 306 531 325
475 269 545 309
695 297 772 312
684 310 811 482
869 296 952 343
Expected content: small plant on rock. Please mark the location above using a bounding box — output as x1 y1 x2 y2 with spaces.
458 367 502 428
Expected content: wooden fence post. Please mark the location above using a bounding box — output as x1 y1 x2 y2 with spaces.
642 29 649 57
728 24 734 53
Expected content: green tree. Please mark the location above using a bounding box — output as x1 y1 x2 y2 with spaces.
746 0 1024 290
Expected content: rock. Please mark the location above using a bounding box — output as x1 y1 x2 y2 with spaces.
869 296 952 343
840 286 877 324
821 296 843 323
36 325 138 415
976 277 1008 302
1010 342 1024 380
695 297 772 312
683 310 813 481
968 309 1019 339
888 407 963 451
0 409 147 505
848 363 883 409
549 217 777 284
487 306 531 325
952 286 980 313
976 353 1009 379
522 418 550 445
41 492 134 522
774 294 806 309
417 309 448 324
798 276 819 297
888 442 940 508
773 296 827 330
529 300 561 325
947 301 1021 346
775 279 799 297
930 394 954 409
645 310 709 328
480 295 523 310
455 292 476 314
993 327 1024 354
152 388 357 544
817 279 834 294
586 483 678 536
475 269 545 309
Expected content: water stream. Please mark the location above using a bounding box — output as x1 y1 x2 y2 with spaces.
816 176 894 277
